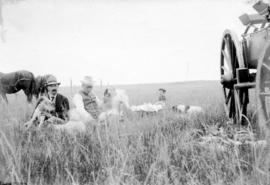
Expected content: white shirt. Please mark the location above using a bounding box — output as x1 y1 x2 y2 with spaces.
48 94 56 104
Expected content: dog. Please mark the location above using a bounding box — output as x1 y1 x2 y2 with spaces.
98 88 130 122
24 96 56 129
172 104 203 114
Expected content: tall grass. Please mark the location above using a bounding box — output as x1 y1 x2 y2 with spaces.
0 109 264 185
0 82 267 184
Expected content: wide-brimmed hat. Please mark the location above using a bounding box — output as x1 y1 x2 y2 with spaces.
81 76 95 86
45 75 61 87
158 88 166 93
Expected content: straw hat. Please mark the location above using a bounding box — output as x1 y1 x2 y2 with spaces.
158 88 166 93
81 76 95 86
45 75 61 86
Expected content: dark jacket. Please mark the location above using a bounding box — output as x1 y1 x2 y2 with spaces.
54 93 70 121
34 93 70 121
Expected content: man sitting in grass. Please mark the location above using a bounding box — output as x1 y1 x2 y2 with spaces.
43 75 70 121
155 88 166 106
72 76 101 121
25 75 70 129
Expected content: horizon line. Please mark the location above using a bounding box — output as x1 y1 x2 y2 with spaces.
60 79 219 88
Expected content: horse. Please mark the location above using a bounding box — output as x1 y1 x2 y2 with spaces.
0 70 36 103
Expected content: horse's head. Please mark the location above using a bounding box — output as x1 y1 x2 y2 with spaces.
35 75 49 97
34 76 43 97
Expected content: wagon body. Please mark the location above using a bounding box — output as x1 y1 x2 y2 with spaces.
244 28 270 69
220 1 270 125
220 0 270 173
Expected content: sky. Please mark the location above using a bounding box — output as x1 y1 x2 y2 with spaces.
0 0 256 85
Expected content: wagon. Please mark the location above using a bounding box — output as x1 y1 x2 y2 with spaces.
220 1 270 125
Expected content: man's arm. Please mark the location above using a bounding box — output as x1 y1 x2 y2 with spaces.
93 92 102 106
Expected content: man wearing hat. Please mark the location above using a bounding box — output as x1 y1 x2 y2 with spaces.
36 75 70 121
73 76 101 121
157 88 166 104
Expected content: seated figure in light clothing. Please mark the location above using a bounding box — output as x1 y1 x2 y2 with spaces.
72 76 102 122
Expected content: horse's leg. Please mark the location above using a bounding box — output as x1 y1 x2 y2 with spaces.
1 93 8 104
24 90 33 103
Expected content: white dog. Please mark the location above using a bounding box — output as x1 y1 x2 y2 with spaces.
172 104 203 115
99 88 130 122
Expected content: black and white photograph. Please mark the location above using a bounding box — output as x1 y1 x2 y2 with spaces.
1 0 270 184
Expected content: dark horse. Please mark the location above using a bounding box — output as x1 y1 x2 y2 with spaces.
0 70 36 103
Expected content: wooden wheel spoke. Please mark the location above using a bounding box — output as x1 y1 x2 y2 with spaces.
223 87 227 99
229 93 235 118
220 31 244 123
262 63 270 72
259 92 269 120
225 89 232 104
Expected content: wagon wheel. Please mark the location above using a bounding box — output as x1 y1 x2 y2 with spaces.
220 30 248 124
256 39 270 171
256 40 270 130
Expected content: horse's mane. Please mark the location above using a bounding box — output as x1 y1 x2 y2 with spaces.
35 75 51 97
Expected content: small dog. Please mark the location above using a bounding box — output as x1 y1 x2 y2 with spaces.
172 104 203 114
24 96 55 129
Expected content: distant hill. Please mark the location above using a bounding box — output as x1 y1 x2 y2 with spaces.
60 80 222 106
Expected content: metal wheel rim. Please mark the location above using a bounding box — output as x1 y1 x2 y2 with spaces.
220 30 246 121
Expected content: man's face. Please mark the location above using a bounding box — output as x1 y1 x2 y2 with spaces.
47 84 59 97
82 84 93 94
159 90 165 95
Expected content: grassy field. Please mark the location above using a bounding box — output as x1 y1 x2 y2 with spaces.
0 81 266 185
